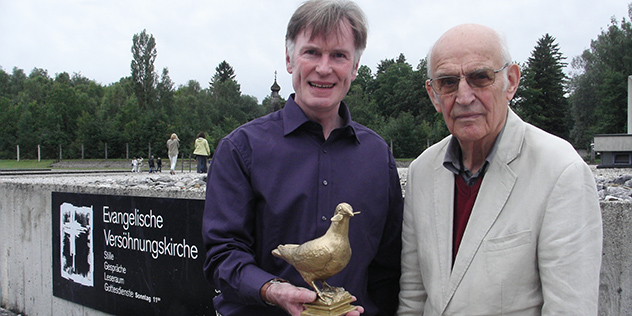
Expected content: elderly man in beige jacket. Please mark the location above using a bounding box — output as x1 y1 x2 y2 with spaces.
398 24 602 315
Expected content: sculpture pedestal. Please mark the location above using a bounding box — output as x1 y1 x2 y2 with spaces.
302 288 357 316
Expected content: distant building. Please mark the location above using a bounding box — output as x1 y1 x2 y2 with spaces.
269 71 281 113
594 134 632 168
593 75 632 168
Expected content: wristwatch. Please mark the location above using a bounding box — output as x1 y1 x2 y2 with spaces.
260 278 288 306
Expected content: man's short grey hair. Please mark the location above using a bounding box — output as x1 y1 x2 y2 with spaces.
285 0 368 65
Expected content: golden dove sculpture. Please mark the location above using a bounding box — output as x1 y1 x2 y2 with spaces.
272 202 360 307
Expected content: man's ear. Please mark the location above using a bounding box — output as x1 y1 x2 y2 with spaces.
504 63 521 101
351 59 360 81
426 79 442 113
286 47 293 74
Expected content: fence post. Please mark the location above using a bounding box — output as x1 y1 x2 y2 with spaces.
17 145 20 162
148 142 151 159
105 143 108 161
126 143 129 160
38 145 41 162
81 144 84 160
59 144 62 161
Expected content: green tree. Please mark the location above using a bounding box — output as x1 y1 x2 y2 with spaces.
21 68 51 106
99 78 135 158
9 67 27 103
344 84 383 132
16 101 38 159
0 96 18 157
569 6 632 147
206 61 266 151
210 60 236 89
0 67 10 98
40 73 82 157
353 65 373 94
514 34 569 140
209 79 247 145
131 29 157 111
380 112 426 158
412 58 435 120
371 54 416 118
172 80 208 153
376 58 395 76
157 67 175 116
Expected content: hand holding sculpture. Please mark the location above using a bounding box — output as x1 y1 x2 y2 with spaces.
272 202 361 315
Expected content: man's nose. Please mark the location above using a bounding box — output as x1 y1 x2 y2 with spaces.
455 77 476 105
315 56 332 75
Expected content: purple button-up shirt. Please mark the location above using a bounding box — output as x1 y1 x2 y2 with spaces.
203 95 403 316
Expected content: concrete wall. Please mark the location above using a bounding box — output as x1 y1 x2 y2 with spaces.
600 201 632 316
0 181 630 315
0 181 203 316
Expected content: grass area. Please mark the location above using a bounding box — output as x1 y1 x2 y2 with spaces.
0 158 133 170
0 159 55 169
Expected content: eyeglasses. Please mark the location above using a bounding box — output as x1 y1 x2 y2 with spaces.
428 63 509 95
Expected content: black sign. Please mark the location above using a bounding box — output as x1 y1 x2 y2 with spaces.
52 192 215 316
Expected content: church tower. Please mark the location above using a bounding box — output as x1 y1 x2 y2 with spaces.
269 71 281 113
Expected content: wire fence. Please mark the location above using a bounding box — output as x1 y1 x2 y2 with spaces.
3 143 203 172
4 142 187 162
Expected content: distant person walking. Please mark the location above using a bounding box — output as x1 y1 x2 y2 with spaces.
137 157 144 172
156 157 162 172
148 155 155 173
193 132 211 174
131 157 138 173
167 133 180 175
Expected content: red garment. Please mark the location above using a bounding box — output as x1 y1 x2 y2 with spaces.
453 175 483 263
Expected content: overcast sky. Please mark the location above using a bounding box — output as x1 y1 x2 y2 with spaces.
0 0 629 102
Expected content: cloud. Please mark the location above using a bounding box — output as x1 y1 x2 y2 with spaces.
0 0 628 102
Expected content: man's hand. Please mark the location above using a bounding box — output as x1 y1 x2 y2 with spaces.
265 282 316 315
344 299 365 316
265 282 364 316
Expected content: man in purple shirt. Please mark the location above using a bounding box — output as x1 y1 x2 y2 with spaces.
202 1 403 315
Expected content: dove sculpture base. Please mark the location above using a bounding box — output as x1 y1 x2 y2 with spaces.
302 287 357 316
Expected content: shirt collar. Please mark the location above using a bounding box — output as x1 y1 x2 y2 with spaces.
443 124 505 184
282 94 359 143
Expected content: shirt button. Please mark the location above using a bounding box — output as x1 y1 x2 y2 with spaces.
321 216 328 221
322 180 328 186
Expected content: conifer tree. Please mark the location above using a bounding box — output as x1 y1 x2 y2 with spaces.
514 34 569 139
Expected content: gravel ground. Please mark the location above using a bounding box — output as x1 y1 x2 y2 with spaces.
1 163 630 201
591 165 632 178
39 160 632 178
0 307 19 316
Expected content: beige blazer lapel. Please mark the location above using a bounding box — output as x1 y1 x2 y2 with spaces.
440 109 524 313
438 162 516 313
431 161 455 301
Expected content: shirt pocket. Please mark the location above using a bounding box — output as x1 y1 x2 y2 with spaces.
484 230 532 252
